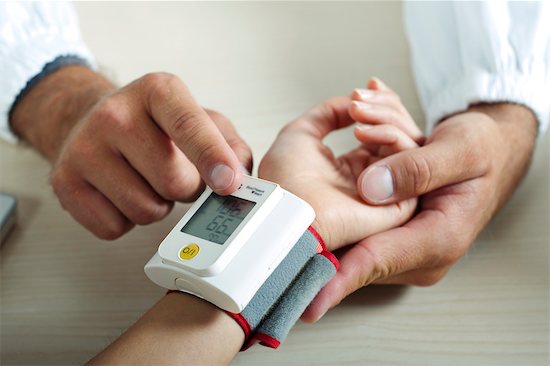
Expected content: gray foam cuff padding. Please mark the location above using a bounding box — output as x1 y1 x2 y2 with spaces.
236 229 338 349
240 229 320 329
255 254 337 343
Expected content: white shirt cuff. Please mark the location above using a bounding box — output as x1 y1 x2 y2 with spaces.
0 2 96 143
424 70 550 136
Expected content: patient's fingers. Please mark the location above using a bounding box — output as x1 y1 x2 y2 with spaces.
350 77 424 143
354 124 418 156
349 101 424 144
351 89 405 114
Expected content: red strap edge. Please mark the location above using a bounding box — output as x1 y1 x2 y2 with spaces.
252 332 281 349
320 250 339 270
241 336 257 351
308 226 327 250
308 226 339 270
226 312 252 341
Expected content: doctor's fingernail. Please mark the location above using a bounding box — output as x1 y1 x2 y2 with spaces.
355 89 374 100
314 309 328 322
210 164 235 191
361 165 393 202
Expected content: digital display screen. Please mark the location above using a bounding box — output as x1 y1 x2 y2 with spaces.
181 194 256 245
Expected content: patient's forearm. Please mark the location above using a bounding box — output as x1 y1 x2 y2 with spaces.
87 292 244 366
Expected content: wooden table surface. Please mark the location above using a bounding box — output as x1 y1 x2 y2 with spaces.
1 2 548 365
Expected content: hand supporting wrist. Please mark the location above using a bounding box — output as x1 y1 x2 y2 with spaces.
10 65 115 162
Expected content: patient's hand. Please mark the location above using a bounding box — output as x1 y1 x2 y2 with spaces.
258 95 416 250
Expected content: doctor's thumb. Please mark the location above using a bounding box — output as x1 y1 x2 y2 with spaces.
357 141 479 205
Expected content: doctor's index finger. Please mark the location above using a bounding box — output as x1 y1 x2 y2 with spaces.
139 73 243 194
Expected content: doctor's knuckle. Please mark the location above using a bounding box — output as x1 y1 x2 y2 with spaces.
359 244 393 284
98 221 127 240
159 172 190 200
142 72 177 90
92 99 126 128
170 109 205 141
370 259 393 283
411 270 445 287
70 137 98 163
144 72 186 107
402 154 433 195
368 261 386 283
132 202 165 225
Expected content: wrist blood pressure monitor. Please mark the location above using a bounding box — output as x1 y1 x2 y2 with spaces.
145 176 315 313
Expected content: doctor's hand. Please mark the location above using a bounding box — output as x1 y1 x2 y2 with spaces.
11 66 252 239
301 103 537 322
258 96 416 253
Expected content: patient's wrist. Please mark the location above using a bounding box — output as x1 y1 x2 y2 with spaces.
87 292 244 365
152 293 244 364
161 292 245 345
310 218 331 250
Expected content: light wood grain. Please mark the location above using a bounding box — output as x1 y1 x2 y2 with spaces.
1 2 548 365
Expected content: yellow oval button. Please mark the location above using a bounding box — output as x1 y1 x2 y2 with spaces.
179 244 200 260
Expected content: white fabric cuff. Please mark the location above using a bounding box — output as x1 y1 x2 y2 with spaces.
424 70 550 136
0 4 96 143
0 46 96 143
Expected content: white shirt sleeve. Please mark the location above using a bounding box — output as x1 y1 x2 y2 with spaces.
404 1 550 135
0 1 96 142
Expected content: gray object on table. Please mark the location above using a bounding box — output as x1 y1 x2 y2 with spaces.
0 192 17 244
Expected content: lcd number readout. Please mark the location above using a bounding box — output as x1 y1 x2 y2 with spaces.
205 199 247 242
181 193 256 245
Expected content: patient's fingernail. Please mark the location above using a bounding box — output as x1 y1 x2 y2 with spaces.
361 165 393 202
352 101 371 110
355 125 372 132
355 88 374 100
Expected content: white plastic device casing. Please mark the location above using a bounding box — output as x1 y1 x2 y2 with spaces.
157 177 284 276
144 176 315 313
